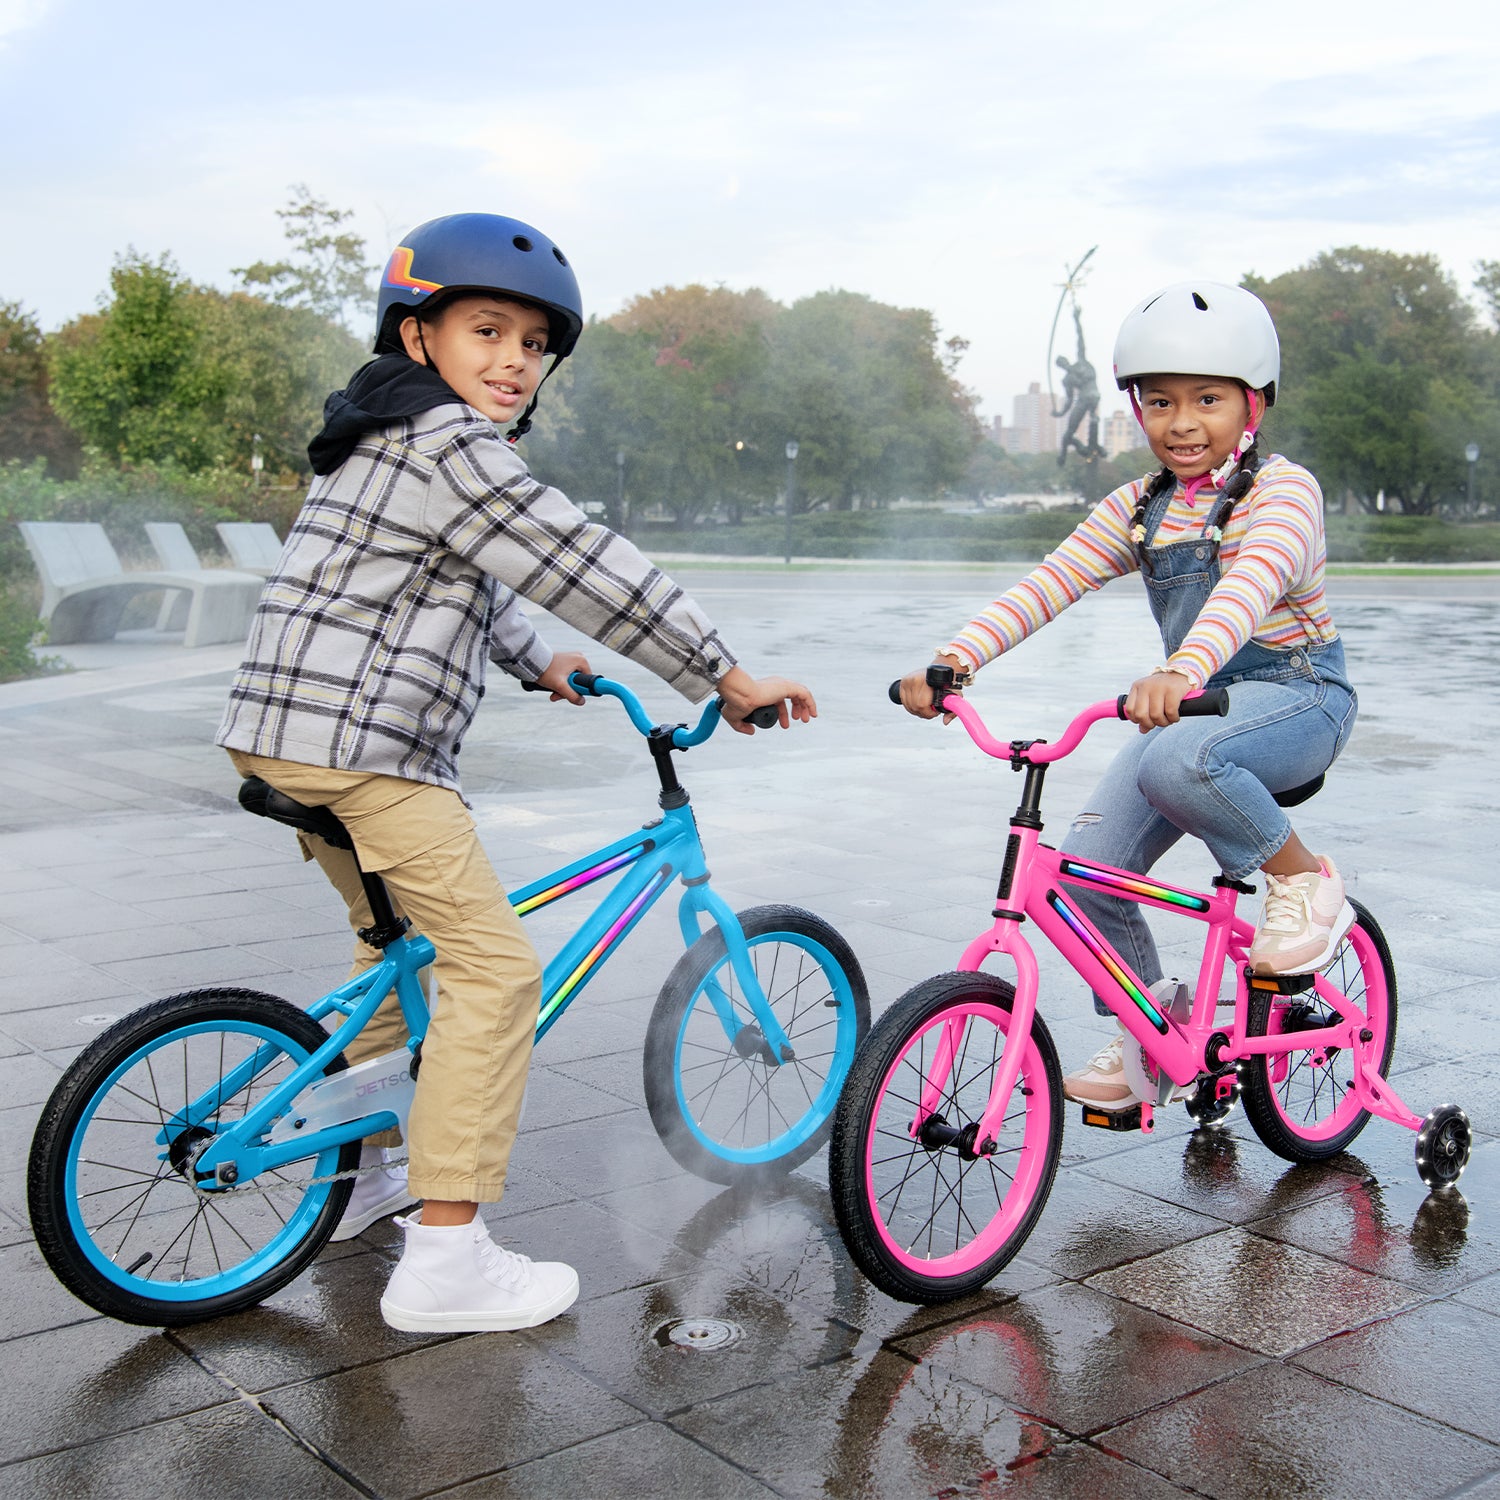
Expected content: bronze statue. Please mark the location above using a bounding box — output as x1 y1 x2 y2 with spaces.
1053 305 1102 466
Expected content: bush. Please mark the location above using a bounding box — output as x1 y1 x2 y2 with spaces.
633 506 1090 562
1324 514 1500 563
0 582 52 684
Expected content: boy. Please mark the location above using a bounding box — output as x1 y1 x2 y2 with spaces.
218 212 815 1332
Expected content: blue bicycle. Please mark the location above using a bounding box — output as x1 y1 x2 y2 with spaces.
27 673 869 1326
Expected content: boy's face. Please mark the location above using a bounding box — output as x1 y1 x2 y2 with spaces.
1137 374 1252 481
400 296 550 424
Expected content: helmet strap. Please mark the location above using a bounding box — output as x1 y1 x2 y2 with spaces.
506 356 564 443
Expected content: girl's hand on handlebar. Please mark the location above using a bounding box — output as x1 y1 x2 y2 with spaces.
900 656 966 721
1124 670 1192 732
716 665 817 735
536 651 592 704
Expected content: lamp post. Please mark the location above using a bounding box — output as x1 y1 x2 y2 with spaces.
615 448 626 536
1466 442 1480 515
251 433 264 487
784 440 799 566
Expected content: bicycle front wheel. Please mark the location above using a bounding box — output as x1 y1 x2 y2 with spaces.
1240 898 1398 1162
829 972 1062 1304
644 904 869 1185
28 988 357 1326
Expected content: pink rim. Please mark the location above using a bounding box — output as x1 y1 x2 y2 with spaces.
1261 920 1390 1141
861 1001 1053 1277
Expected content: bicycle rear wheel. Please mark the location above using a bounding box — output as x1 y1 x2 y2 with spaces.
28 988 356 1326
644 905 869 1185
1240 899 1397 1162
829 972 1062 1304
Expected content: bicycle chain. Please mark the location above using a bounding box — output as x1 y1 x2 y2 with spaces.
188 1151 410 1201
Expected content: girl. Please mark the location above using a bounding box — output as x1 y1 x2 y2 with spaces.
899 282 1358 1111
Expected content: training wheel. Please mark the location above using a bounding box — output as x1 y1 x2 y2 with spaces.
1415 1103 1472 1190
1184 1070 1240 1127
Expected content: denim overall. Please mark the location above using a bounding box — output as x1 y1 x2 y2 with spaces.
1061 473 1358 1002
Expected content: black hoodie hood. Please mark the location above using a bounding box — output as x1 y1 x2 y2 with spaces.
308 355 467 475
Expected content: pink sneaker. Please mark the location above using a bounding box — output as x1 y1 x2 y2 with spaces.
1248 857 1356 975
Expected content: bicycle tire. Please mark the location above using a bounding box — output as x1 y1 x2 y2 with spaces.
644 904 869 1185
829 972 1063 1304
28 988 357 1326
1239 899 1398 1163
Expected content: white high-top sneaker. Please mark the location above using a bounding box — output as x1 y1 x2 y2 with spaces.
380 1212 579 1333
330 1145 417 1242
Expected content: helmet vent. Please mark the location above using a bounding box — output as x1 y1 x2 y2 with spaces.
553 247 569 266
1192 292 1209 311
512 235 534 252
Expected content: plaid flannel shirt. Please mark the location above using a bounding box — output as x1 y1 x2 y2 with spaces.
217 402 736 791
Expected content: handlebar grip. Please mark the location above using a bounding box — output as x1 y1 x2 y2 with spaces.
1181 688 1230 717
746 704 781 729
888 681 903 705
521 671 603 697
1114 687 1231 719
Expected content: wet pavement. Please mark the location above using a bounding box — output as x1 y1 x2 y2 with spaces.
2 563 1500 1498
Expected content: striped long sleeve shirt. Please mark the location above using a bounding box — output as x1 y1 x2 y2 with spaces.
217 402 736 792
944 454 1338 688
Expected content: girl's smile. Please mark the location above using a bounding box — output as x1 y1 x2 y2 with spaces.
1137 375 1252 483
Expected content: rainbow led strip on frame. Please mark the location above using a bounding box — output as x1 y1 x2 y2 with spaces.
512 842 654 917
537 867 672 1028
1046 890 1169 1033
1058 859 1210 913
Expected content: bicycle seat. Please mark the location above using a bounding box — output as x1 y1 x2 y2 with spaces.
1271 774 1324 809
238 777 355 851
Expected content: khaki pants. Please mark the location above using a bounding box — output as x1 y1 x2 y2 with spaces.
228 751 541 1203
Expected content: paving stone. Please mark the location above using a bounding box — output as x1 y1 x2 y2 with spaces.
0 1240 102 1340
893 1280 1264 1435
0 1400 360 1499
1086 1226 1421 1357
1252 1136 1500 1293
0 1319 232 1464
1293 1295 1500 1443
443 1418 778 1498
669 1343 1072 1499
266 1333 640 1498
1104 1360 1500 1500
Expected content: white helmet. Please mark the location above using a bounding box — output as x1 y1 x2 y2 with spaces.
1113 281 1280 406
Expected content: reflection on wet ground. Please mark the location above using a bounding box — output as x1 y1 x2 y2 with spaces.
2 569 1499 1496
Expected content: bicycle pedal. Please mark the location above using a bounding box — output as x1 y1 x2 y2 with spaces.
1245 970 1315 995
1080 1102 1143 1132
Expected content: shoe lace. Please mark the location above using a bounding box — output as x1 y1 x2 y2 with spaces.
1261 874 1313 935
474 1230 532 1292
1085 1036 1123 1072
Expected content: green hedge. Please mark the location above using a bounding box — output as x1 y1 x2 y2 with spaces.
634 509 1500 565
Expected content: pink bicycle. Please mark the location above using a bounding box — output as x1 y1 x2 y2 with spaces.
828 665 1472 1304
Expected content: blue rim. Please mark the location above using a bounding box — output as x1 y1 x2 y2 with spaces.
63 1020 344 1303
672 930 859 1163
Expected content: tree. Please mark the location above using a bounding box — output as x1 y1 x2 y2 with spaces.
48 251 365 477
1245 248 1499 511
234 185 376 332
48 252 229 471
0 301 79 476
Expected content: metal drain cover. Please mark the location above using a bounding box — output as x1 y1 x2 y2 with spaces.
654 1317 743 1351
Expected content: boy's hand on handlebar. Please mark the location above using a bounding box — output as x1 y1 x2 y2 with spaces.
1124 670 1192 732
716 665 817 734
536 651 592 704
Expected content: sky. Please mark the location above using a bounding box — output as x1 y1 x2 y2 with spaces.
3 0 1498 425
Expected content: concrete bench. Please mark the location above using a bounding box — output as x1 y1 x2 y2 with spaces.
18 522 263 648
215 522 285 577
145 522 265 631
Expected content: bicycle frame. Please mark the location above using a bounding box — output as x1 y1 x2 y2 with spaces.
187 677 789 1190
914 688 1425 1155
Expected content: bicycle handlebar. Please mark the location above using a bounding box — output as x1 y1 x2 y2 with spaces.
887 677 1229 765
523 672 779 744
